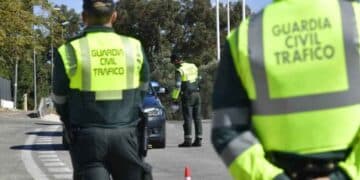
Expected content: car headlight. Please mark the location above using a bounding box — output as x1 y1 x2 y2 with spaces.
144 107 163 117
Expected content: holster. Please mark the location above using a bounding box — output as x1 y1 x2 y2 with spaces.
137 108 149 158
61 117 76 146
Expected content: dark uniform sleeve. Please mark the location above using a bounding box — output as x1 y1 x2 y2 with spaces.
53 50 70 96
140 48 150 84
139 48 150 99
51 49 70 121
211 41 253 153
211 29 288 179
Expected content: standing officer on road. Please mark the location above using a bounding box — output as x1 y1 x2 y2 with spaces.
171 54 203 147
211 0 360 179
51 0 152 179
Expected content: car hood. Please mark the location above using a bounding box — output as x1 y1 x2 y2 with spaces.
143 95 161 108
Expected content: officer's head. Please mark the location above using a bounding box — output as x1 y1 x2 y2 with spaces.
170 54 182 65
82 0 117 27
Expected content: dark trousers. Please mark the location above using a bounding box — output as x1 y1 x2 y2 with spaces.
69 127 152 180
181 92 202 139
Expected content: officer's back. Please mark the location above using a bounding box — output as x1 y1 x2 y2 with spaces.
52 0 152 179
211 0 360 179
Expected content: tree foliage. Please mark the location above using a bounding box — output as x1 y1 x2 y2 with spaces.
0 0 80 109
114 0 251 119
0 0 250 116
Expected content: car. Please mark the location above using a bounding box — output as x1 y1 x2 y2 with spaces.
142 81 167 149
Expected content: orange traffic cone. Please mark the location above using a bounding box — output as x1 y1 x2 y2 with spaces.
184 166 191 180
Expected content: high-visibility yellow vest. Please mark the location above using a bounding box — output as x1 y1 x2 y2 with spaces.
229 0 360 155
178 62 198 83
58 32 143 100
171 62 199 99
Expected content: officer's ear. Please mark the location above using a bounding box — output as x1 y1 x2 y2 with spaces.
110 11 117 24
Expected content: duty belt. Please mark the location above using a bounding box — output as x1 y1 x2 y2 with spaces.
266 150 349 179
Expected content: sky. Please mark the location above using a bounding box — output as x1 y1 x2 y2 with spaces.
49 0 272 13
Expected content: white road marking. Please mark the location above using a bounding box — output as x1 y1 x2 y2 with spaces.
48 167 72 173
44 162 65 167
35 142 53 145
38 151 56 154
21 128 49 180
53 174 72 179
39 154 58 158
22 125 74 180
38 137 52 140
37 139 52 142
41 158 61 162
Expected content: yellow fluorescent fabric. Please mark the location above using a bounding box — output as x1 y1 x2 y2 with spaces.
337 3 360 178
263 0 348 98
253 104 360 154
179 63 198 83
229 144 283 180
338 131 360 179
58 32 143 93
171 89 181 100
229 19 257 100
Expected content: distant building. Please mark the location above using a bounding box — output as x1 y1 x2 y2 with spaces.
0 77 14 109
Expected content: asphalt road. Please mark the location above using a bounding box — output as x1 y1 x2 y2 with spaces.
0 111 231 180
147 120 231 180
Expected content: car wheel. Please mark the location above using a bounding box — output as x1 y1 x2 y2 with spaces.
153 123 166 148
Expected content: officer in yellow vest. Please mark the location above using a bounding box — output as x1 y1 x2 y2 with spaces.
171 54 203 147
211 0 360 179
51 0 152 179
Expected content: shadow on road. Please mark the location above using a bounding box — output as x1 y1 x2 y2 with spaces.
35 122 62 126
10 144 67 151
26 131 62 137
10 129 67 151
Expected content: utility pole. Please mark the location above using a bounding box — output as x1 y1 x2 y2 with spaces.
227 0 231 35
33 49 37 110
242 0 246 21
51 7 61 90
51 30 54 87
13 58 18 109
216 0 221 62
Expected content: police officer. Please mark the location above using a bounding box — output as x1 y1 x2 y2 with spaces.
211 0 360 179
171 54 203 147
51 0 152 179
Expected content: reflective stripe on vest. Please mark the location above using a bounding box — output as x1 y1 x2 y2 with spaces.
58 32 143 100
178 63 198 83
248 1 360 115
230 0 360 153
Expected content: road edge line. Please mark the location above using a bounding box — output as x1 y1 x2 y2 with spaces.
21 128 49 180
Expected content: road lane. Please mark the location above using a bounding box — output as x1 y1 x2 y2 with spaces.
1 112 231 180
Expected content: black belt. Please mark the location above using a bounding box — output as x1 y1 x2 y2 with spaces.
266 150 349 179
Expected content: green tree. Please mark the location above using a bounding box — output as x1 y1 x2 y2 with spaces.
0 0 80 109
114 0 251 119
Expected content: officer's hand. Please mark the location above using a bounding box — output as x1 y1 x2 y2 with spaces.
171 102 180 113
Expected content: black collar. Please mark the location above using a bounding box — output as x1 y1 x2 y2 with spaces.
84 26 115 33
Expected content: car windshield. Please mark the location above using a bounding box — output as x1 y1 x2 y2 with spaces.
147 86 155 96
147 81 160 96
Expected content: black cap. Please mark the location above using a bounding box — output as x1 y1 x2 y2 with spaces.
83 0 115 12
171 54 181 63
